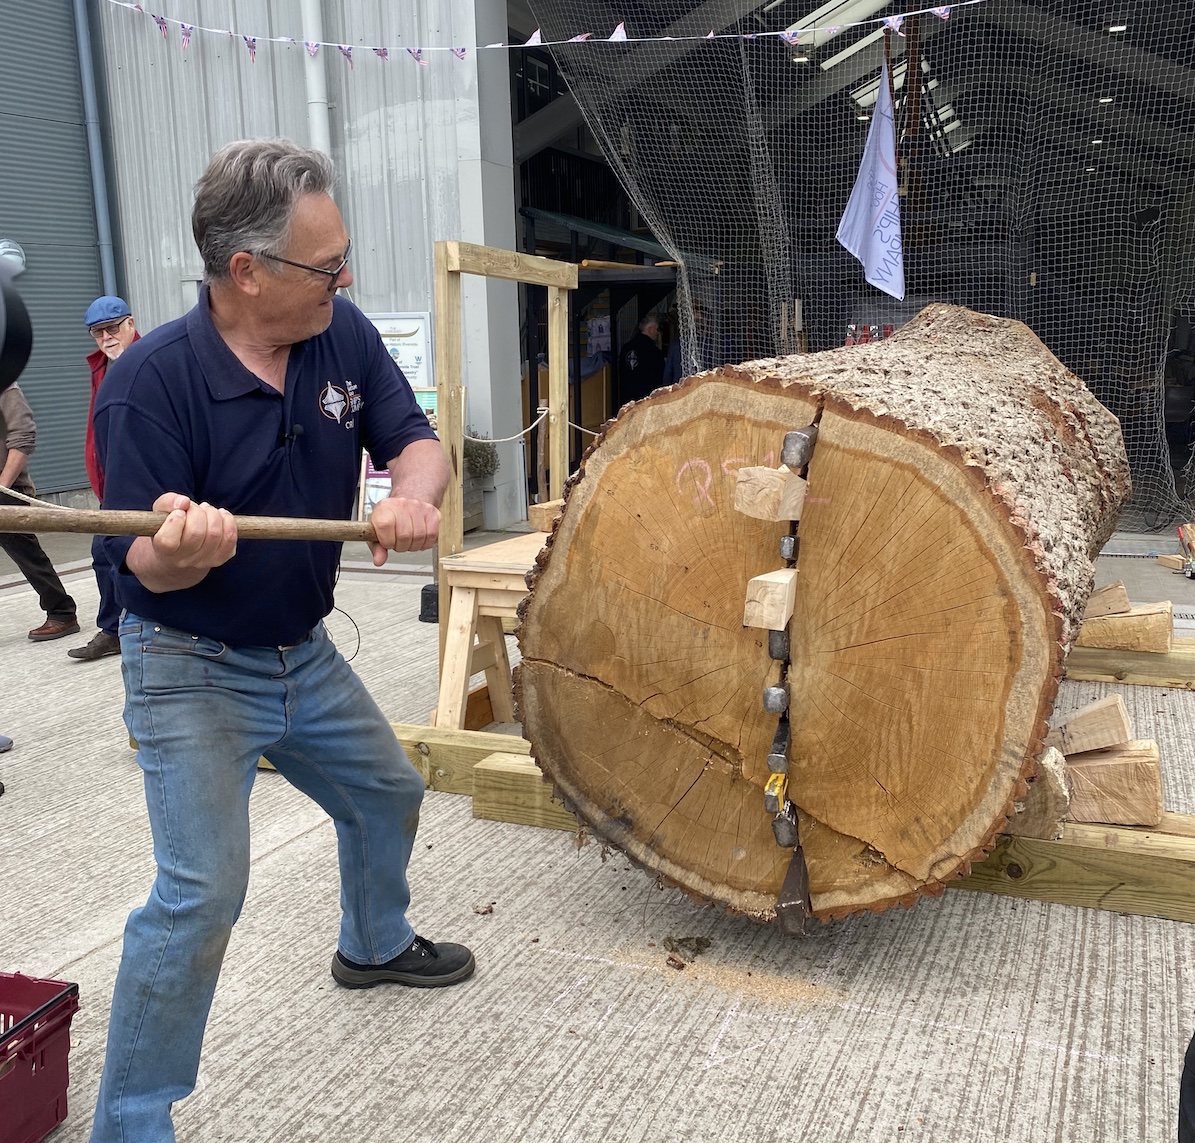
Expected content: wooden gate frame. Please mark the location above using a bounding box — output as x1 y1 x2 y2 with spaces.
433 239 578 556
433 240 579 658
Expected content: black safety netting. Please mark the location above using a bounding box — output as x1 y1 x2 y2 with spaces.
526 0 1195 530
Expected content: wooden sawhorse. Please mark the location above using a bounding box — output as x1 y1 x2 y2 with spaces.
433 530 545 729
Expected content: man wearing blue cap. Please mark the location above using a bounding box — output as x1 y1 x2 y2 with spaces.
68 296 139 661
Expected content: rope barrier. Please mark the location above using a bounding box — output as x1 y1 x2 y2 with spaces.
0 484 66 510
461 406 550 445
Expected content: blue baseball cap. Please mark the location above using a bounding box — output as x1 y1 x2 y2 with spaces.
84 295 132 328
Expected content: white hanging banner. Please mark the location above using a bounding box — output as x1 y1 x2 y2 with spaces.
836 60 905 300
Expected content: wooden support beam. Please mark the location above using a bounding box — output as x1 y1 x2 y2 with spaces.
1043 694 1132 756
1076 601 1172 653
956 817 1195 924
443 241 578 289
733 466 807 521
473 752 578 832
743 568 798 630
528 498 564 532
433 244 464 559
391 723 530 796
547 285 569 500
428 683 495 733
1065 636 1195 688
1066 740 1163 827
1082 581 1132 618
475 614 515 724
434 586 479 729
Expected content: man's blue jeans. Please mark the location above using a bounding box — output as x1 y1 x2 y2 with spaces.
90 615 424 1143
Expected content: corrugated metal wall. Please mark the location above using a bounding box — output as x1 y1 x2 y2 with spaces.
96 0 311 326
0 0 106 493
95 0 513 335
95 0 525 522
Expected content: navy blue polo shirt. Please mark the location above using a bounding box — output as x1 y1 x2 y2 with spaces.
95 288 437 646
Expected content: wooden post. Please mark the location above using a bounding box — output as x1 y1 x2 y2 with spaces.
434 241 463 666
434 243 465 558
547 285 569 500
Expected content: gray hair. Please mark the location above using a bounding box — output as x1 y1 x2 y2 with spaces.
192 139 335 281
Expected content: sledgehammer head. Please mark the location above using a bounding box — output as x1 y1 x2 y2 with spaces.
780 424 818 470
0 265 33 397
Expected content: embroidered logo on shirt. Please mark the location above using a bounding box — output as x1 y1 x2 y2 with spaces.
320 382 349 423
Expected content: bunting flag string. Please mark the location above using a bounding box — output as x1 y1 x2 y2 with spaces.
107 0 978 67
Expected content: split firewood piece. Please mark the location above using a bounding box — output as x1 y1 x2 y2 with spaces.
1004 747 1070 840
1066 740 1163 827
1082 581 1131 619
1157 554 1185 571
528 498 564 532
1043 694 1132 756
1075 601 1173 654
743 568 798 629
733 465 807 521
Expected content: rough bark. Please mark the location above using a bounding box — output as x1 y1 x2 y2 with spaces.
516 305 1130 921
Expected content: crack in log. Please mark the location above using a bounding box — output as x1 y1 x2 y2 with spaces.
521 658 746 779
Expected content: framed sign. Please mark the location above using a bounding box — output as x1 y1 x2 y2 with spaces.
368 311 433 389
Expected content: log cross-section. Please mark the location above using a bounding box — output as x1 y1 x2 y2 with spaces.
516 305 1129 922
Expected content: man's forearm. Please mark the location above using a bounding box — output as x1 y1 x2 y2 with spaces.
0 447 29 489
387 438 451 507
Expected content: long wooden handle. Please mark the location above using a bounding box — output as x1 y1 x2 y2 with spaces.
0 505 377 543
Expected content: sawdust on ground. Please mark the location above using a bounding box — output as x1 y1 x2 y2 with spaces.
609 941 846 1008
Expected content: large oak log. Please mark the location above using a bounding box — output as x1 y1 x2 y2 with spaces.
516 305 1129 922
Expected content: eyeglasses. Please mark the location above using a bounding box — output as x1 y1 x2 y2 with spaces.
89 318 130 339
256 239 352 293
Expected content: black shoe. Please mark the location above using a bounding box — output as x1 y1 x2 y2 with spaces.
67 631 121 660
331 936 475 989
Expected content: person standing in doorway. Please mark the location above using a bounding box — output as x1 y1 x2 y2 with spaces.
68 296 139 660
618 313 665 405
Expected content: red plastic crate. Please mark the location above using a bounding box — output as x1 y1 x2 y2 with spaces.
0 973 80 1143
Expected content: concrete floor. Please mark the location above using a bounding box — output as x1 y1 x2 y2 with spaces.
2 536 1195 1142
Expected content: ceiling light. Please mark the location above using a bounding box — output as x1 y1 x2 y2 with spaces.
1098 96 1114 103
857 113 870 121
1086 166 1096 172
794 1 891 53
1092 138 1103 144
791 54 810 63
1107 24 1127 32
820 26 884 71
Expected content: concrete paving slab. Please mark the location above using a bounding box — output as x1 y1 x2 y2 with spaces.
1 553 1194 1142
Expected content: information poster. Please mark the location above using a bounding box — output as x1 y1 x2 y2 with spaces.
368 311 433 389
